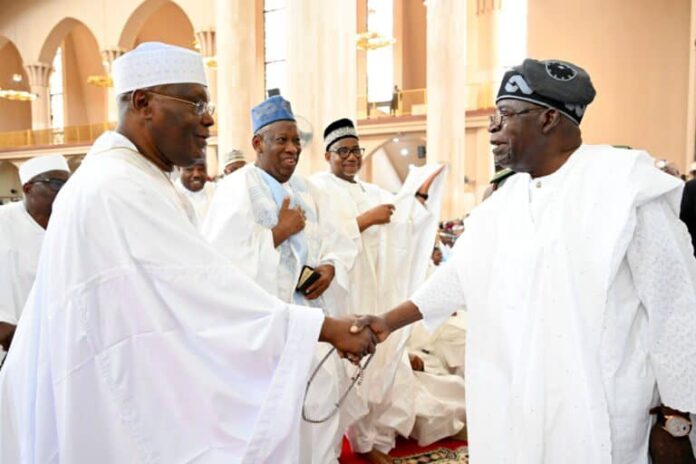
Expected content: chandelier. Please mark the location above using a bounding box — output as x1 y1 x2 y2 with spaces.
356 31 396 50
0 88 37 101
87 75 113 87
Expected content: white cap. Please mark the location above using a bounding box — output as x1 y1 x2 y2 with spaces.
19 154 70 185
112 42 207 96
222 149 245 166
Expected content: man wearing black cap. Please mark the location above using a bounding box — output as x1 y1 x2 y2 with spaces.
310 118 452 463
351 59 696 463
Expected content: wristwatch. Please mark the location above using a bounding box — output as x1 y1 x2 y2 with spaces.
662 414 692 438
652 406 693 438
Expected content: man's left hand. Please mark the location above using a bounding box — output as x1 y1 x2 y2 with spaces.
304 264 335 300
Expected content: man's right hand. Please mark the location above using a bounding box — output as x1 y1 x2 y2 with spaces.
319 317 378 363
357 204 394 232
272 197 305 247
349 315 392 343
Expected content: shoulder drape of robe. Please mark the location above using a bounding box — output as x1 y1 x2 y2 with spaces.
0 132 323 464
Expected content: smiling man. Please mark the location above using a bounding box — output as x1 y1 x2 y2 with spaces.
202 97 357 463
352 58 696 464
174 157 215 227
309 119 450 463
0 43 377 464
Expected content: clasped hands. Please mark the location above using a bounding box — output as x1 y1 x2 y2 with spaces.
319 314 392 364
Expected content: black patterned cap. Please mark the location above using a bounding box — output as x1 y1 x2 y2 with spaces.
496 58 596 124
323 118 358 151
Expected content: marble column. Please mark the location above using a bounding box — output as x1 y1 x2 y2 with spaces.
426 0 468 219
286 0 357 177
25 63 52 130
195 29 217 107
215 0 262 174
101 48 125 123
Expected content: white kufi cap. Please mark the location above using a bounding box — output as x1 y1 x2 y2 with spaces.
112 42 207 96
19 154 70 185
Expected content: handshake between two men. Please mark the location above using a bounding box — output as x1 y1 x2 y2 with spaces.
318 300 423 362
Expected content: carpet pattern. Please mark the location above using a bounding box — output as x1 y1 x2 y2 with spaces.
391 445 468 464
340 437 468 463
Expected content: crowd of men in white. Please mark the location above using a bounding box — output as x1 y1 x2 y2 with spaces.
0 42 695 464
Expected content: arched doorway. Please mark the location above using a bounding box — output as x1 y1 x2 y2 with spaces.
364 133 427 193
0 38 31 133
120 0 196 51
40 18 107 128
0 161 21 203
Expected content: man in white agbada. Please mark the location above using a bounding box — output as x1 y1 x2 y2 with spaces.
353 59 696 464
0 155 70 359
0 42 377 464
221 148 246 176
202 96 355 463
174 156 216 227
308 118 454 463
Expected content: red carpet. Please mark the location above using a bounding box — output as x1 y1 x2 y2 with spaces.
339 436 468 463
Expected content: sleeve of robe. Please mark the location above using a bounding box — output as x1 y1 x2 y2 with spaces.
0 239 18 325
626 197 696 439
410 238 468 333
0 161 324 464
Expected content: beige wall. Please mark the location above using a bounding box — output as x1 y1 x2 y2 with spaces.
401 0 427 91
0 42 31 132
62 26 107 127
528 0 692 170
134 2 196 49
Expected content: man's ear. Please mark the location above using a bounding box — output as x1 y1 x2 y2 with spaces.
22 183 32 195
251 134 264 153
324 151 331 162
131 89 153 118
540 109 562 135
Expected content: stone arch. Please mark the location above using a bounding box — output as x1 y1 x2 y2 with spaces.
37 18 107 127
0 37 32 132
0 161 21 202
119 0 196 51
364 133 427 192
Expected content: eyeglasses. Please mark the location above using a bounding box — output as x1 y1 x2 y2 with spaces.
147 91 216 116
329 147 365 159
489 107 546 128
30 177 67 191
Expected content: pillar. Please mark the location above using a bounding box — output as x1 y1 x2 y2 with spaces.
215 0 262 174
426 0 468 219
25 63 52 130
286 0 357 177
101 48 125 123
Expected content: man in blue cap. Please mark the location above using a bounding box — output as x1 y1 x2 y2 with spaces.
203 96 355 463
352 58 696 464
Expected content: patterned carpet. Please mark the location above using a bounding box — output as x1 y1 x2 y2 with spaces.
391 445 468 463
340 437 468 463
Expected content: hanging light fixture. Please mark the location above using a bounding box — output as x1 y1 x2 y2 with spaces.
356 31 396 51
87 75 113 87
0 88 37 101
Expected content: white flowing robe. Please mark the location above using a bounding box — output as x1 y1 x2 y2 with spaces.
0 201 45 359
0 131 324 464
174 179 215 228
407 313 467 446
309 167 446 453
202 164 353 464
411 145 696 463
